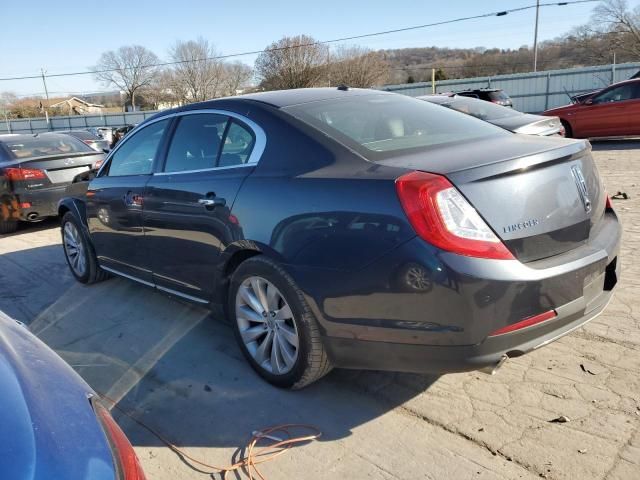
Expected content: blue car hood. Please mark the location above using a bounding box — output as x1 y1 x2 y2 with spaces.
0 313 115 480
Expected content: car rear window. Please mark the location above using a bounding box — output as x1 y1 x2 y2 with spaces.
283 93 507 159
3 135 93 159
444 97 521 121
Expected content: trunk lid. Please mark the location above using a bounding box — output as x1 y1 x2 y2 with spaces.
378 136 604 262
1 152 103 188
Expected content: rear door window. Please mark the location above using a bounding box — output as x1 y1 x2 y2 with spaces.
219 121 255 167
164 114 228 173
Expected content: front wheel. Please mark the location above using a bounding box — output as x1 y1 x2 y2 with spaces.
228 256 332 389
61 212 109 284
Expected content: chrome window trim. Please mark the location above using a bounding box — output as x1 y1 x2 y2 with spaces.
156 109 266 176
154 163 254 176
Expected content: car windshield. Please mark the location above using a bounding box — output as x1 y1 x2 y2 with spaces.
442 97 522 121
283 93 507 159
3 135 93 159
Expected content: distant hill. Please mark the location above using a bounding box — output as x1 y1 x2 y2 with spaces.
383 33 631 84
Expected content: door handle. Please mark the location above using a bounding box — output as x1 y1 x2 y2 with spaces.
124 191 143 207
198 196 226 208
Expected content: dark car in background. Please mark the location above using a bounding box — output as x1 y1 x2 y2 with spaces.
0 133 104 233
455 88 513 107
0 311 146 480
544 78 640 138
419 94 564 136
55 130 111 153
59 88 620 389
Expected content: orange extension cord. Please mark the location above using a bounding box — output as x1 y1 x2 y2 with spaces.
100 394 321 480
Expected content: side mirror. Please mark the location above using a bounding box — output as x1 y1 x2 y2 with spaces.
72 170 97 183
102 148 110 153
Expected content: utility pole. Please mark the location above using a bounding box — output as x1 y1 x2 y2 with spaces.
533 0 540 72
40 68 50 105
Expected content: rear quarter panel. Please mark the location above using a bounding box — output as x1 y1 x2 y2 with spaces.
227 103 416 270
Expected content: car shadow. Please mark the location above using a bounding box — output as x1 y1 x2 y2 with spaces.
589 138 640 151
0 244 440 453
0 217 60 238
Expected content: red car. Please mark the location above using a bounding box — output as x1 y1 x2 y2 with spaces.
544 78 640 138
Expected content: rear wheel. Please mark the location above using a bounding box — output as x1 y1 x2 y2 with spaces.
561 120 573 138
228 256 332 389
61 212 109 284
0 220 18 234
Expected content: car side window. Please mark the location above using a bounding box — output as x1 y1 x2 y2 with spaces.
593 84 637 104
105 120 169 177
219 121 256 167
164 114 228 173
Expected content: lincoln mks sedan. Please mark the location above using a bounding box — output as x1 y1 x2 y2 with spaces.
59 88 621 389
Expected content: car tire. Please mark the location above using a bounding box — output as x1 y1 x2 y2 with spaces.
0 220 18 234
61 212 109 284
561 120 573 138
228 255 332 389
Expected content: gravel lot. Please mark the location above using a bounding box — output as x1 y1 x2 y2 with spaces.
0 140 638 480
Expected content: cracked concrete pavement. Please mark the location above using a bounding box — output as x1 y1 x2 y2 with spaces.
0 140 638 479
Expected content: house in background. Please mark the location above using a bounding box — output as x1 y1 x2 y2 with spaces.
49 97 104 115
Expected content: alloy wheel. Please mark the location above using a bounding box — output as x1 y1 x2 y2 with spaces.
63 221 87 277
235 276 300 375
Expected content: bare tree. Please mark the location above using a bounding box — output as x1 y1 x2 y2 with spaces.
94 45 159 110
168 38 225 103
255 35 329 90
329 45 390 87
220 61 254 96
588 0 640 57
142 69 181 110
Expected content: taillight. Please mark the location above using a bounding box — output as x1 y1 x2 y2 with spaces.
93 400 146 480
395 171 514 260
4 167 46 181
94 159 104 170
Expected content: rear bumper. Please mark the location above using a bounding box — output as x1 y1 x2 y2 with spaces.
324 287 614 373
290 212 621 373
14 185 68 220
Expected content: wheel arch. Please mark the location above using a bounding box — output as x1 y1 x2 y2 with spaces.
58 198 88 230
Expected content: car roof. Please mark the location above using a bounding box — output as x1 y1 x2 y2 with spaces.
417 94 457 104
166 87 395 114
606 78 640 88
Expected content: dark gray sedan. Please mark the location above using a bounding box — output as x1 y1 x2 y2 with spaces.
0 133 104 233
420 94 564 136
58 88 620 389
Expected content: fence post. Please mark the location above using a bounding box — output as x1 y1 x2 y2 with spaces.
487 76 492 88
545 72 551 111
28 119 33 134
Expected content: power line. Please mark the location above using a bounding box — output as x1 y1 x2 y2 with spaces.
0 0 597 83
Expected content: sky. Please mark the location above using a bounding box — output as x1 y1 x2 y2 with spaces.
1 0 636 98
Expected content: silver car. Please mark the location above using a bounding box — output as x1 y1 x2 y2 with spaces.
420 94 564 136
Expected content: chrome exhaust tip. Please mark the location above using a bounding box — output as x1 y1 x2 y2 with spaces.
26 212 39 221
478 354 509 375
